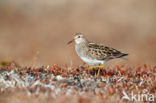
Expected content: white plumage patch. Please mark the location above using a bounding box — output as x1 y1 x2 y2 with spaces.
80 56 105 65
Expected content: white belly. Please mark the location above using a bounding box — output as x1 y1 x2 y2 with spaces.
75 44 105 65
80 56 105 66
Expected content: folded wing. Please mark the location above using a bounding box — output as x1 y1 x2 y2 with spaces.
87 42 128 60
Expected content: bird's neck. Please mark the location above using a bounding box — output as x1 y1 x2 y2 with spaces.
75 41 89 53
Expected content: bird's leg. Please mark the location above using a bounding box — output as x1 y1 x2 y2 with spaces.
88 65 97 75
88 64 105 77
88 64 105 70
96 64 105 68
88 65 96 70
96 64 105 78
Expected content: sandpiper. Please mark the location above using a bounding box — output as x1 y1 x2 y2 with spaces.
67 33 128 76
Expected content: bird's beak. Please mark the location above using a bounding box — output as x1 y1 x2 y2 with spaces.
67 39 74 45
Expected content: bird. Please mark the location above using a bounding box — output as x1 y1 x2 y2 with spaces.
67 33 128 77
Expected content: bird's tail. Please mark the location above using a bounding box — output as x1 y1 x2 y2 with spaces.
119 53 128 61
119 53 128 58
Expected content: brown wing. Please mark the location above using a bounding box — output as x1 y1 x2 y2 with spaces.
88 42 128 60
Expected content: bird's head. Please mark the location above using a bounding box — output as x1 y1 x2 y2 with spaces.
67 33 87 44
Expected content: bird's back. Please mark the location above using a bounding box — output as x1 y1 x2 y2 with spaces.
87 42 128 61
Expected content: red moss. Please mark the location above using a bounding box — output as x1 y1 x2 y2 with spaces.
0 61 155 103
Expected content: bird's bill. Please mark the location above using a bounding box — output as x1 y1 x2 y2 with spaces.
67 39 74 44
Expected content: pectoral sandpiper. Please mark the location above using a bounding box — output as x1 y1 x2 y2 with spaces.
67 33 128 77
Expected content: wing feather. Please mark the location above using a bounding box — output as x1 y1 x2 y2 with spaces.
87 42 128 60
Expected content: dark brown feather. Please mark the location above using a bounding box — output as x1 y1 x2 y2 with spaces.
87 42 128 60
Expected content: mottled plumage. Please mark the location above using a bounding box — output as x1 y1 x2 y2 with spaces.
68 33 128 66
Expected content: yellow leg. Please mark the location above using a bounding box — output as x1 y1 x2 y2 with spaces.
96 68 101 78
96 64 105 68
88 64 105 70
88 64 105 77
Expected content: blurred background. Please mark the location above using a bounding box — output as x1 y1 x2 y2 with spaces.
0 0 156 66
